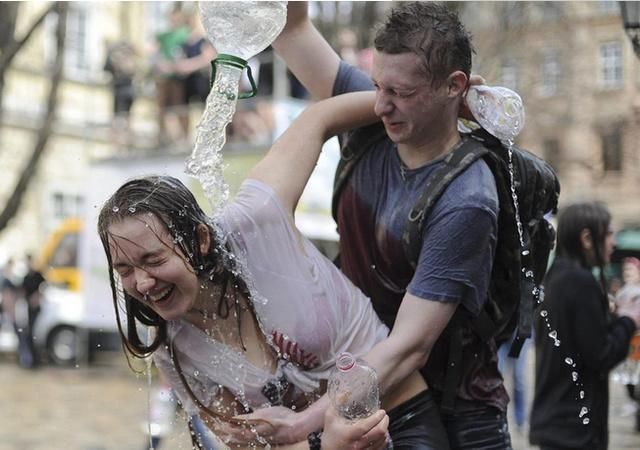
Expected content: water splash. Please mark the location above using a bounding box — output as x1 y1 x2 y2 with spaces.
506 141 589 425
146 330 154 450
185 63 240 213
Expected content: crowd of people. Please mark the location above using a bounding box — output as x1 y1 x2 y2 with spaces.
103 5 301 152
103 5 215 150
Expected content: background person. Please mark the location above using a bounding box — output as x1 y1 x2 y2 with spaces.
529 202 640 450
20 254 45 368
497 333 530 435
98 92 426 449
151 6 190 145
103 39 138 149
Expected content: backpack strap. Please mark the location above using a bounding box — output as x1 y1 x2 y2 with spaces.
402 137 489 268
332 123 388 222
399 137 490 413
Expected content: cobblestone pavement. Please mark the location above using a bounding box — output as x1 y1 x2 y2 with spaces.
1 350 640 450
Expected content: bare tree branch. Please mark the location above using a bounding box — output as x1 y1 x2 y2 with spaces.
0 2 56 77
0 2 67 232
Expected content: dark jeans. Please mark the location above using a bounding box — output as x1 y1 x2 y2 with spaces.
388 389 450 450
441 405 512 450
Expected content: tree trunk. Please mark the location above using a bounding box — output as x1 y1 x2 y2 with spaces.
0 2 67 232
0 2 57 127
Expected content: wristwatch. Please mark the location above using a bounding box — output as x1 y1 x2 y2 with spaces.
307 431 322 450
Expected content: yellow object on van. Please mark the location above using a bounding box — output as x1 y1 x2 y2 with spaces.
37 217 82 292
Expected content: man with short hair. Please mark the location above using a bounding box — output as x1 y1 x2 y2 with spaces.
239 3 511 449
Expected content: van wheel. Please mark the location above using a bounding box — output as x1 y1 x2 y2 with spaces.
47 326 80 366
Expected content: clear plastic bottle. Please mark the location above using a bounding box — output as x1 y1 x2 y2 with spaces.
187 1 287 209
199 1 287 59
465 85 526 143
328 352 380 420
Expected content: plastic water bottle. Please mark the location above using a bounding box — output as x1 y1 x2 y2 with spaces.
187 1 287 209
465 85 525 143
199 1 287 59
328 352 380 420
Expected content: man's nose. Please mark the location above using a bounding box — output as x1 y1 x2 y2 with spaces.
135 267 155 295
374 92 393 117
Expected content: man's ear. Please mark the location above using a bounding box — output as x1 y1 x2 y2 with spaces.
447 70 468 98
197 224 211 256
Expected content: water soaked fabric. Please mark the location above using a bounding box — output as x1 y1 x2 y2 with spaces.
388 389 450 450
332 62 507 413
440 404 512 450
154 180 389 414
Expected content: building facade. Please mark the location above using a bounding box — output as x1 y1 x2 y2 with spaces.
462 1 640 228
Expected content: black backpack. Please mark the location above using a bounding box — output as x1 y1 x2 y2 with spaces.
332 123 560 409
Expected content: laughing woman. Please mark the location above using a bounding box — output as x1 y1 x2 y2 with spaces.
98 91 440 450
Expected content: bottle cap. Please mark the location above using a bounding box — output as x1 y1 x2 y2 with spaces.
336 352 356 372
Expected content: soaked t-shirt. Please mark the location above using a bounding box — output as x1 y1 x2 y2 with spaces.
333 62 508 412
154 180 388 414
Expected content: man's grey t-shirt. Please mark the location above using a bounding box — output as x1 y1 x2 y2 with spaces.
333 62 498 325
333 62 508 412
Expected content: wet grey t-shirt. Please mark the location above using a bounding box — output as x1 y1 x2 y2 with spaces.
333 62 508 412
333 62 498 325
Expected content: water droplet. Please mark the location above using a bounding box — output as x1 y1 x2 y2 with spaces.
540 310 548 317
532 286 540 296
112 206 120 212
554 339 561 347
194 370 200 377
580 390 585 399
583 417 590 425
564 357 573 365
572 371 578 382
579 406 588 417
128 206 136 213
548 330 557 339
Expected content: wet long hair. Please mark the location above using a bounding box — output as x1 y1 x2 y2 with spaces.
374 1 474 87
97 175 248 359
98 175 270 441
555 201 611 294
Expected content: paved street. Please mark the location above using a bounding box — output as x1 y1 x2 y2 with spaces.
1 349 640 450
0 352 194 450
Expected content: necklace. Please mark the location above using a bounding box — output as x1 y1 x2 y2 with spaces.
400 160 409 181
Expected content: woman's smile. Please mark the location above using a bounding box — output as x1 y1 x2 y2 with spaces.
147 285 174 303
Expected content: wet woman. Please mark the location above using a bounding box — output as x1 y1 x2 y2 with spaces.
98 92 438 449
529 202 640 450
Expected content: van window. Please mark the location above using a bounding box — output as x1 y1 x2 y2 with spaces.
50 233 79 268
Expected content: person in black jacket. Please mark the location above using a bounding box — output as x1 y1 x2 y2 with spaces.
530 202 640 449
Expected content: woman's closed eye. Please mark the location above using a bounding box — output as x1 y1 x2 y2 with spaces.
114 264 133 277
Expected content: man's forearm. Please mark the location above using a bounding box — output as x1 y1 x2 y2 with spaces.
363 294 458 395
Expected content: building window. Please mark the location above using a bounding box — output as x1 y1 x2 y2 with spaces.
540 2 564 21
599 41 623 89
598 1 619 15
601 128 622 172
65 4 90 72
52 192 83 220
500 59 520 91
539 49 561 97
543 138 562 173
